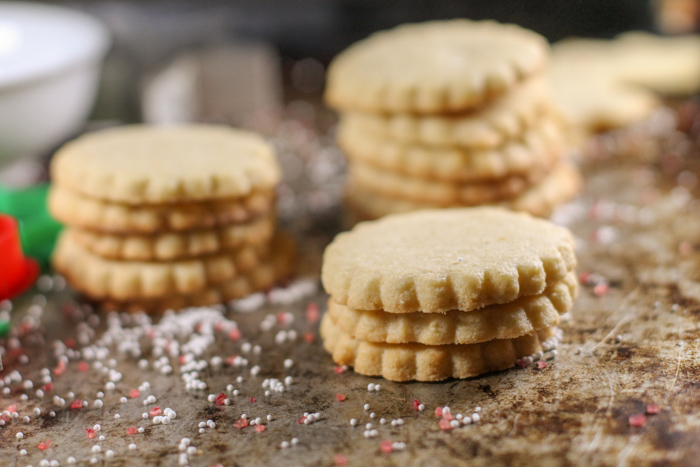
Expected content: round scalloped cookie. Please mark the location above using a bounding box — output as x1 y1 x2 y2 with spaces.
322 206 576 314
321 313 557 381
341 77 556 149
325 20 549 114
345 163 582 220
338 114 565 182
71 213 276 261
328 271 577 345
48 185 275 234
53 229 274 301
51 125 280 204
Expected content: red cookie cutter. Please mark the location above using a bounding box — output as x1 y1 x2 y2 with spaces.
0 214 39 301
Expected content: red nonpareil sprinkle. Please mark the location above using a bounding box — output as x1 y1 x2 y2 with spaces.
179 355 187 365
306 303 320 323
7 404 17 413
439 418 453 431
536 361 548 370
78 361 89 372
228 328 241 341
54 360 66 376
297 416 307 425
516 359 529 368
70 400 83 410
646 404 661 415
380 440 394 453
304 332 314 343
127 427 137 435
85 428 96 439
679 241 693 256
334 454 348 466
629 413 647 427
277 311 292 324
254 424 266 433
442 412 453 422
335 393 346 402
434 407 443 418
129 389 140 399
578 272 591 285
38 440 52 451
226 355 238 366
333 366 345 374
233 418 248 430
41 383 54 392
593 283 610 296
65 338 76 349
149 407 161 417
412 398 422 410
215 393 227 405
250 397 255 403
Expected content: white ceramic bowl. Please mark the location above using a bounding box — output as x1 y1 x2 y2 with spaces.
0 2 110 167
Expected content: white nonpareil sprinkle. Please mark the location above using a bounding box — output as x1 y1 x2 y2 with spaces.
284 359 293 369
129 444 137 450
363 404 370 410
350 419 357 426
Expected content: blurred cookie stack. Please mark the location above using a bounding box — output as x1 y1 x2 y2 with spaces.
324 20 581 220
320 208 578 381
48 125 295 313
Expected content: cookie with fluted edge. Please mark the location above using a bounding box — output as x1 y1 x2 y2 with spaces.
350 160 549 205
321 313 557 381
339 115 564 183
342 77 555 150
71 213 275 261
49 185 275 234
325 20 549 114
101 234 297 313
322 207 576 314
328 271 576 345
51 125 280 205
53 229 274 301
346 163 582 220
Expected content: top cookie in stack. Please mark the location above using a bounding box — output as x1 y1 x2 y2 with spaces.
324 20 581 220
48 125 295 312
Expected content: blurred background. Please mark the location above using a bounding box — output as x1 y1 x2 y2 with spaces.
10 0 699 125
1 0 699 269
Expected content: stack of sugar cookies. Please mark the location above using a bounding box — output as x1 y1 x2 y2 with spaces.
48 125 295 312
320 208 577 382
324 20 581 221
